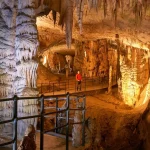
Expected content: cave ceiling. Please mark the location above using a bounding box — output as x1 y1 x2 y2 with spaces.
37 0 150 53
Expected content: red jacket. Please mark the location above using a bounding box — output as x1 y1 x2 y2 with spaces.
76 73 82 81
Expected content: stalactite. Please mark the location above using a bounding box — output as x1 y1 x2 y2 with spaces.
65 0 73 48
38 0 150 48
40 0 73 48
142 0 148 16
103 0 107 18
76 0 84 34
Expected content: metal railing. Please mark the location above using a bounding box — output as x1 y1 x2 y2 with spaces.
0 93 86 150
39 75 117 95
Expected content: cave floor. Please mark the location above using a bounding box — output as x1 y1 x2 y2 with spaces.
35 88 147 150
35 133 84 150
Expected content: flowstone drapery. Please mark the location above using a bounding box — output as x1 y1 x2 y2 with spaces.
0 0 16 136
15 0 39 137
118 45 149 107
0 0 39 138
0 1 16 98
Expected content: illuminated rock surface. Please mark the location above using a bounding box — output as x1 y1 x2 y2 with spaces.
0 0 150 149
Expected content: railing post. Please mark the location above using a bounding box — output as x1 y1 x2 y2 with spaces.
13 95 18 150
92 73 93 85
53 83 54 95
49 81 50 92
68 79 69 91
65 82 66 94
102 77 103 88
75 80 76 92
55 97 58 133
40 95 44 150
85 76 86 91
82 96 86 146
66 92 69 150
59 81 60 91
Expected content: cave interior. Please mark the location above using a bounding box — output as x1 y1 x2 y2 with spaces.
0 0 150 150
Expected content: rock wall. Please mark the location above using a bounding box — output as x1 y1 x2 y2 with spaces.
74 38 149 107
85 101 149 150
118 45 149 107
47 52 66 73
74 39 117 78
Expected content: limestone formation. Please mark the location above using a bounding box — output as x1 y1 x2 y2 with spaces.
15 0 39 138
74 39 117 79
47 52 66 73
0 0 150 149
0 0 16 137
0 0 39 138
65 55 73 69
119 45 149 107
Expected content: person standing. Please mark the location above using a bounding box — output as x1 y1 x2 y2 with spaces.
76 71 82 91
17 124 36 150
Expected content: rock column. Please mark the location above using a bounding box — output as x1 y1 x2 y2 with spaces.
15 0 39 137
0 0 17 136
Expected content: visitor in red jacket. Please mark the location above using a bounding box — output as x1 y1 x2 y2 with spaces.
76 71 82 91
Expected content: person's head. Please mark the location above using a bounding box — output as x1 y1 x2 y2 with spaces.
77 71 80 74
25 124 36 137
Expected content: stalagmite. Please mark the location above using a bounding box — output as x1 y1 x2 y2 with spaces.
65 55 73 69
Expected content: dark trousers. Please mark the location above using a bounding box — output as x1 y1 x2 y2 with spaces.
77 81 81 91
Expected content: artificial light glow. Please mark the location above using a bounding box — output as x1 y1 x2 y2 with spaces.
43 56 47 65
123 39 149 51
84 51 86 57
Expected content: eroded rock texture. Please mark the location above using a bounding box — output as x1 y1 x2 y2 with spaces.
0 0 17 136
15 0 39 138
83 94 150 150
74 39 117 78
0 0 39 138
47 52 66 72
118 45 149 107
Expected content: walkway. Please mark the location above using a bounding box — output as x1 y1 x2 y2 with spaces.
38 76 117 96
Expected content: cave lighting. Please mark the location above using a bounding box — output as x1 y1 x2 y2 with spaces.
84 51 87 57
123 39 149 51
43 55 47 65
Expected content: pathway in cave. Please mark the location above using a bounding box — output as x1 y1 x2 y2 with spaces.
34 87 147 150
41 78 117 96
37 47 117 96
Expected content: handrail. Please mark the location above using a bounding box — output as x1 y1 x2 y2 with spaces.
0 93 86 150
38 75 117 95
